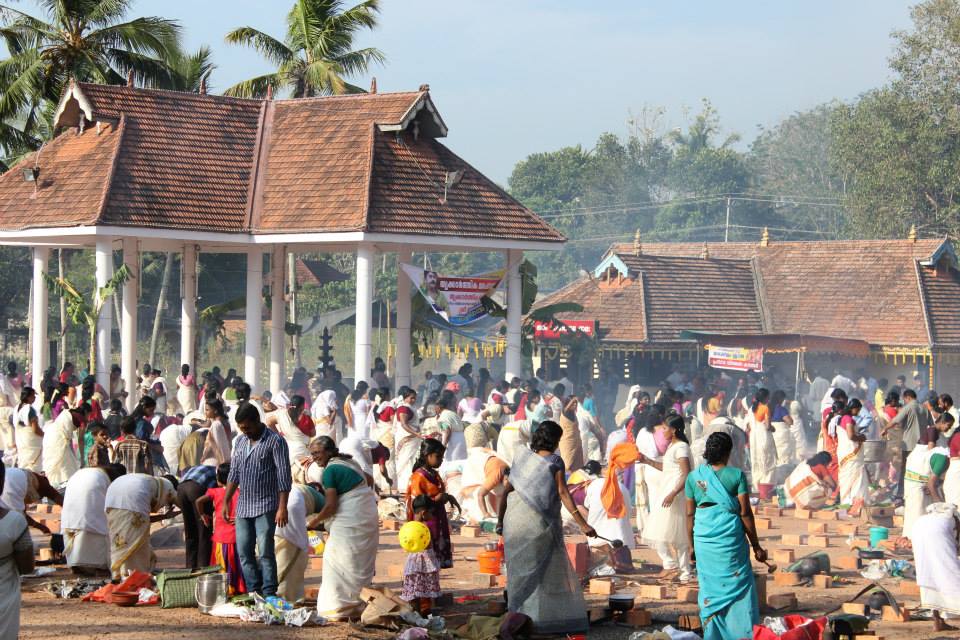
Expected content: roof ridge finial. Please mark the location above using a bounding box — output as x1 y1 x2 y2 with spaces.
266 84 273 101
199 76 207 95
760 226 770 247
418 83 430 93
909 224 917 242
126 70 134 87
633 229 642 256
370 77 377 94
700 241 710 259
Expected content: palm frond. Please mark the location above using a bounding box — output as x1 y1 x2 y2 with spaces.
89 16 181 58
166 45 215 92
326 0 381 34
224 26 292 67
85 0 130 28
331 46 384 77
104 48 175 88
222 72 279 98
302 58 344 95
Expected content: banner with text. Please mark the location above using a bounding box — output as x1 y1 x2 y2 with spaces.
707 346 764 372
533 319 596 340
401 263 504 327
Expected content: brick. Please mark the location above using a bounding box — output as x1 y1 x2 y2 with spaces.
640 584 668 599
837 522 860 536
38 548 55 561
304 587 319 600
677 586 699 603
588 607 610 623
837 556 860 570
868 506 895 518
755 517 773 530
893 515 904 527
589 578 615 595
496 574 507 588
44 519 60 534
809 535 830 548
309 556 323 571
767 593 798 610
755 573 767 605
807 522 828 534
782 534 806 546
760 506 783 517
49 504 61 514
678 614 702 630
812 574 833 589
815 510 839 520
461 525 482 538
879 539 898 551
566 542 590 577
774 571 801 586
881 605 911 622
382 519 402 531
486 600 507 615
473 573 497 588
387 564 403 578
848 538 869 548
622 608 653 627
773 549 795 564
842 602 868 616
901 580 920 597
795 508 813 520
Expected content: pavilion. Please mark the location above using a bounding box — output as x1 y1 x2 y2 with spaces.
0 80 564 409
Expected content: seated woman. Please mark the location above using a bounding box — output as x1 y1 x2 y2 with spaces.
307 437 379 620
458 447 509 524
910 502 960 631
584 446 638 573
496 421 597 634
685 432 768 640
784 452 836 510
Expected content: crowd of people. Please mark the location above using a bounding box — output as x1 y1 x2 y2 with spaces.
0 356 959 637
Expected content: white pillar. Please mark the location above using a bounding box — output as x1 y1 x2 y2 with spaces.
95 238 113 391
505 249 524 381
354 244 374 387
180 244 197 374
269 246 285 394
31 247 49 395
245 248 263 394
121 238 139 412
395 248 413 389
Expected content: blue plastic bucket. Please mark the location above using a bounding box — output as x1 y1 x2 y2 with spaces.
869 526 889 548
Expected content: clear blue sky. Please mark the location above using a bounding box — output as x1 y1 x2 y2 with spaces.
122 2 915 183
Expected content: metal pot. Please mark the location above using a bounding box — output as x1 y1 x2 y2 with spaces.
195 573 229 614
867 590 890 613
609 594 635 613
862 440 887 463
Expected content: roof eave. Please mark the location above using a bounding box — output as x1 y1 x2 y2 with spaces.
377 92 448 138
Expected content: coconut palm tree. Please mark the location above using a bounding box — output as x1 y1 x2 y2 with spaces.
167 45 215 93
224 0 384 98
0 0 182 159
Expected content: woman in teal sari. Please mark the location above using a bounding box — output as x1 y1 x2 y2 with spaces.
685 431 767 640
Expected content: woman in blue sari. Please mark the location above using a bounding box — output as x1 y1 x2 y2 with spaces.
496 421 597 634
685 431 768 640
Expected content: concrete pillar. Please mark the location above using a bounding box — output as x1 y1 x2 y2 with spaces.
395 248 413 389
354 243 374 387
121 238 139 412
245 249 263 394
31 247 48 396
180 244 197 374
269 246 286 394
95 238 113 391
505 249 524 381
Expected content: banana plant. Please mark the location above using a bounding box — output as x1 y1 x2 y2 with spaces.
43 264 132 374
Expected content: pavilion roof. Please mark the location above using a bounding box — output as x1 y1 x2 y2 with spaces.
536 237 959 349
0 81 563 244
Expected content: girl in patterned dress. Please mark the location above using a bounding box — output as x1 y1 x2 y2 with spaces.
401 495 441 615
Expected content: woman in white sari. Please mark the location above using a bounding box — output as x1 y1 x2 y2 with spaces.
910 503 960 632
748 389 777 499
436 391 467 462
837 399 869 514
770 390 796 470
312 390 340 443
946 425 960 509
275 483 324 602
267 395 312 464
43 404 87 487
62 465 125 574
104 474 178 579
14 387 43 472
904 443 951 537
0 463 34 640
308 437 379 620
784 452 836 509
175 364 197 415
789 400 809 460
393 387 421 493
459 447 509 523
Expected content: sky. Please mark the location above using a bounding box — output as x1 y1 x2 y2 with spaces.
103 1 915 183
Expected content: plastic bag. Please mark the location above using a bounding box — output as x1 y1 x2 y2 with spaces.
753 615 827 640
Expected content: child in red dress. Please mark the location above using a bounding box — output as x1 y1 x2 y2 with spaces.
195 463 245 594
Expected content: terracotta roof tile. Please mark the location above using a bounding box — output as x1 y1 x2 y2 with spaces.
918 264 960 346
0 121 122 230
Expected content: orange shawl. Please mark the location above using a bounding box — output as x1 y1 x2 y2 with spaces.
602 442 641 519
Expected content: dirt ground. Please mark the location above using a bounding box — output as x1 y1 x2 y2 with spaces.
17 504 960 639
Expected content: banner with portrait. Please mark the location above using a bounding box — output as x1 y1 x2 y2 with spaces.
400 263 504 327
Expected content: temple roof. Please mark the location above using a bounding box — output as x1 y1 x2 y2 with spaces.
0 81 563 245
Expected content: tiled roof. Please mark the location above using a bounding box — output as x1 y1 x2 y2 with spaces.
539 238 957 348
0 120 123 230
918 264 960 347
295 258 349 287
0 82 562 243
535 254 761 343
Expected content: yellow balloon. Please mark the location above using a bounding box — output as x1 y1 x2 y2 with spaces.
398 521 432 553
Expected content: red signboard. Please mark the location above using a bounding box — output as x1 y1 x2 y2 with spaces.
534 320 596 340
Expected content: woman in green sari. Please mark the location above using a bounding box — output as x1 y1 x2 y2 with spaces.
685 431 767 640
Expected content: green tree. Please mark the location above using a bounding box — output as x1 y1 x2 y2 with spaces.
224 0 384 98
0 0 182 161
167 46 215 92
